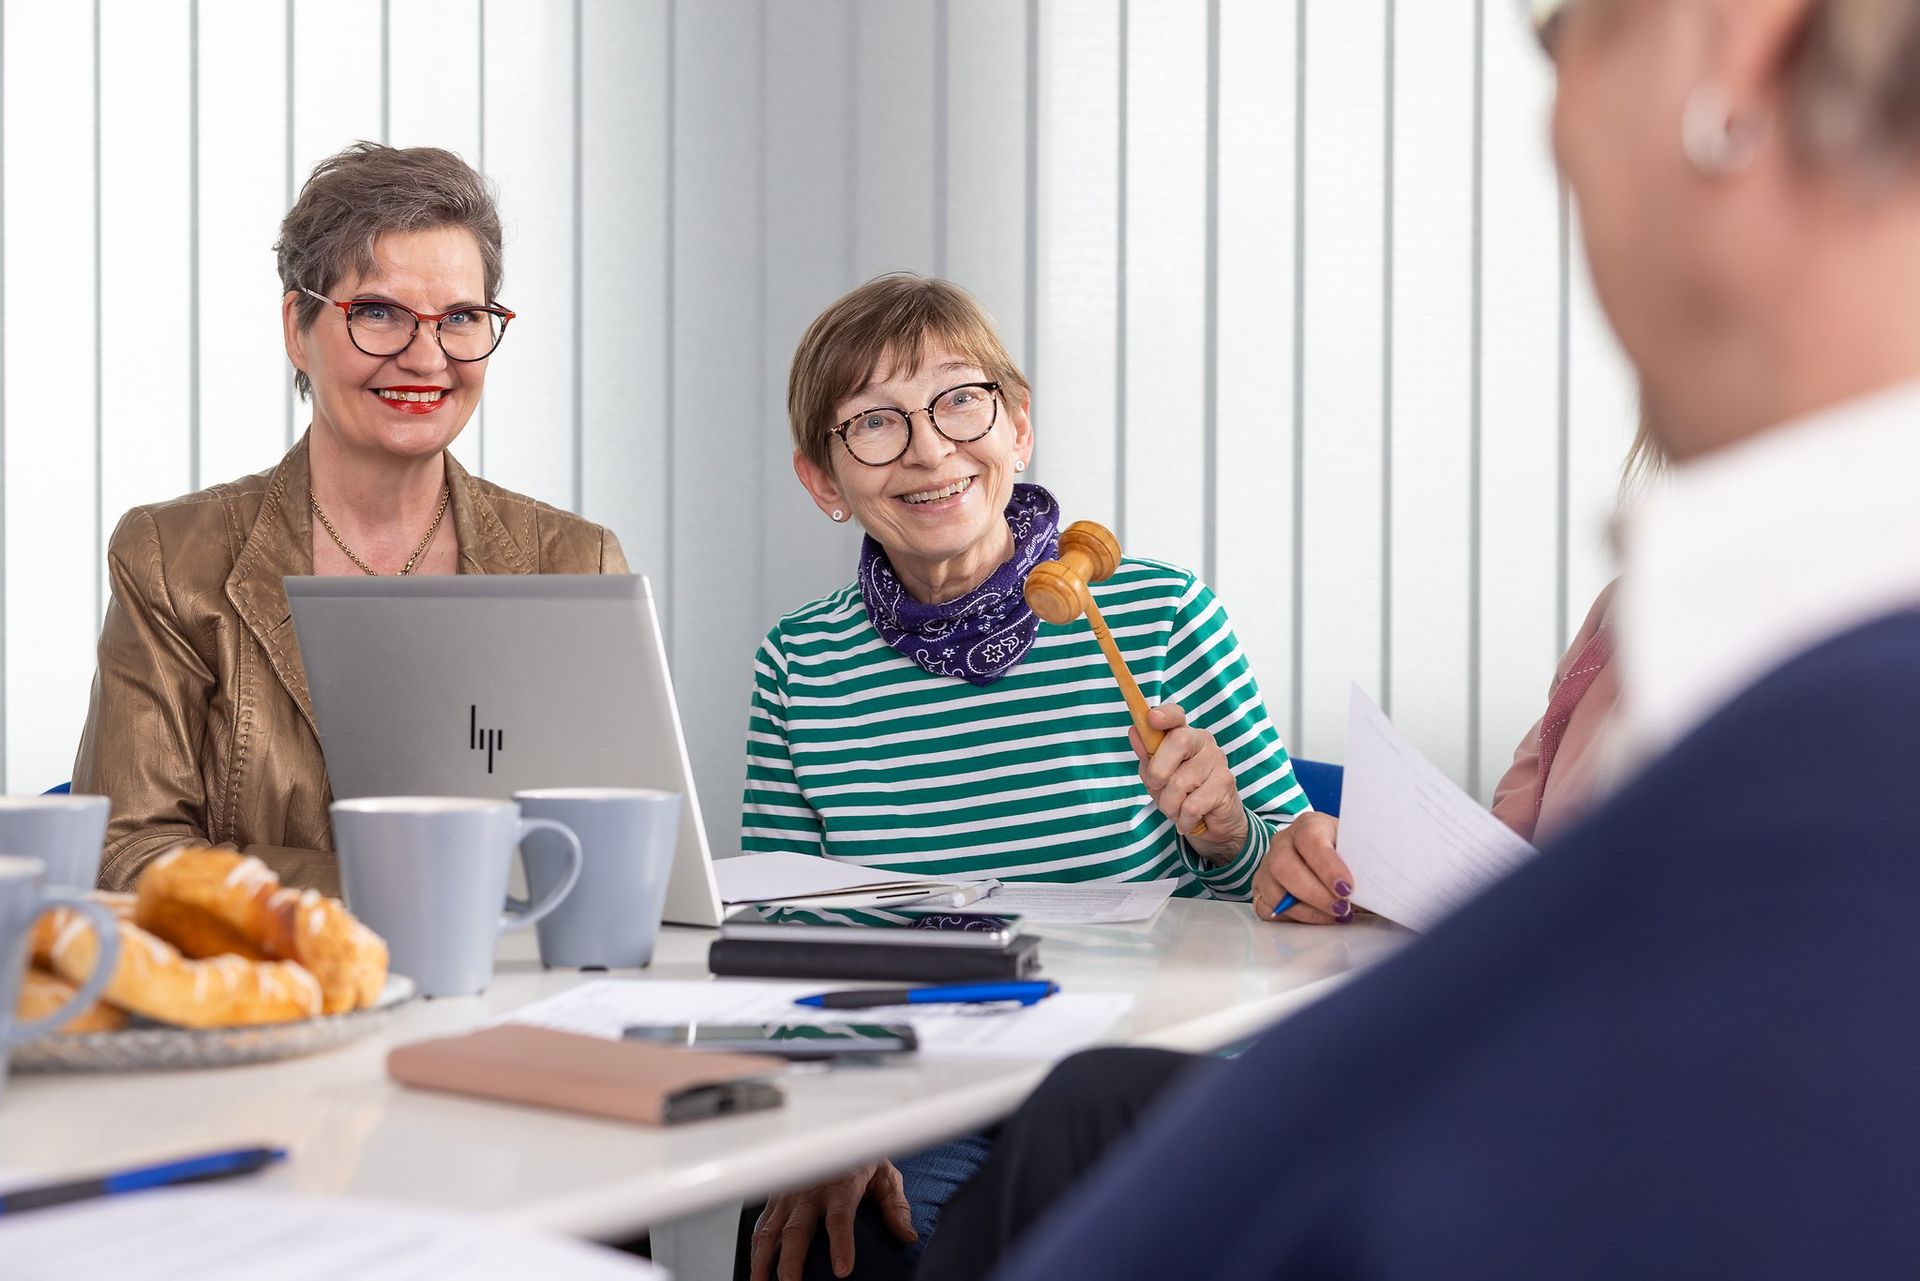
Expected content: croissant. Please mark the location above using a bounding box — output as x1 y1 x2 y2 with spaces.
14 966 129 1034
33 908 324 1029
135 846 388 1014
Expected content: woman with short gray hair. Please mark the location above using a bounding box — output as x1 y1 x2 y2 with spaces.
974 1 1920 1277
76 142 625 894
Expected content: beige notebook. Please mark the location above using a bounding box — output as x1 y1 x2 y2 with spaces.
388 1024 787 1125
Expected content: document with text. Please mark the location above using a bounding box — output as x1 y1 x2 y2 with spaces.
980 879 1177 925
0 1186 659 1281
505 979 1133 1062
1338 685 1539 932
712 851 968 906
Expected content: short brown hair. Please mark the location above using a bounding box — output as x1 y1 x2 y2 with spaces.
275 142 504 398
1791 0 1920 168
787 274 1031 471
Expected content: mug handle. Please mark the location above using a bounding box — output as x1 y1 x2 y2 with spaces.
499 818 583 935
7 895 122 1046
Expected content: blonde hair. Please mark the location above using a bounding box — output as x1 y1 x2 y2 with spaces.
1792 0 1920 167
787 274 1031 472
1618 394 1669 501
1620 413 1664 494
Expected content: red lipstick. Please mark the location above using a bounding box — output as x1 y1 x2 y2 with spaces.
371 385 450 416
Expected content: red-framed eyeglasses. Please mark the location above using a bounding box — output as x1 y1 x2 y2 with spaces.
301 287 515 362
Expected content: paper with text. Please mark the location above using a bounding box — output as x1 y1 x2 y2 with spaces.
504 979 1133 1062
712 851 963 905
0 1187 659 1281
1339 685 1538 931
981 880 1177 925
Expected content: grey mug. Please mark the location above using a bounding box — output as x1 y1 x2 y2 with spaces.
0 856 122 1105
331 797 583 998
0 794 111 890
514 788 682 969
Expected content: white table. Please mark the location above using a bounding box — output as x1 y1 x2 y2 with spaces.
0 902 1405 1243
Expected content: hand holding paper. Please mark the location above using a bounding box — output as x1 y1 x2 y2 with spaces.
1336 686 1538 931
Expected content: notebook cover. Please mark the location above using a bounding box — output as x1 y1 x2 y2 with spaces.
387 1024 785 1125
707 932 1043 982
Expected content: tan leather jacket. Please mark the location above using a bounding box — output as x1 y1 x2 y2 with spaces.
75 436 628 895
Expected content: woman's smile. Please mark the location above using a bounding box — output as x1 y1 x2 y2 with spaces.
373 384 450 416
895 475 977 510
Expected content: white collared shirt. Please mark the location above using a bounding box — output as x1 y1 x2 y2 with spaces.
1612 376 1920 778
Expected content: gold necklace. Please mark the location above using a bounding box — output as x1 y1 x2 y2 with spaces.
310 484 451 576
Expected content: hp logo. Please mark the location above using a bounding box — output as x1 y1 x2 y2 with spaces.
469 704 503 773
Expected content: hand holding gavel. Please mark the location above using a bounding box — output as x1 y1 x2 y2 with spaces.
1027 521 1234 842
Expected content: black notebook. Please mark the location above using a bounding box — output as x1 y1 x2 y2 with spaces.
708 933 1043 983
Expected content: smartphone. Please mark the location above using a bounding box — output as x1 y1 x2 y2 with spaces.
660 1078 788 1123
622 1022 919 1060
720 905 1024 948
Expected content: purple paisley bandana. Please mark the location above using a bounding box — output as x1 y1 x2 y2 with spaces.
858 483 1062 686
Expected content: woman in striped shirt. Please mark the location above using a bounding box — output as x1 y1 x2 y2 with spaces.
740 273 1350 1281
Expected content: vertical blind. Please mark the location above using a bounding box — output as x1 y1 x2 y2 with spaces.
0 0 1634 859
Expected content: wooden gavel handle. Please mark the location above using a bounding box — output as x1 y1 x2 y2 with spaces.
1083 599 1158 747
1084 598 1208 838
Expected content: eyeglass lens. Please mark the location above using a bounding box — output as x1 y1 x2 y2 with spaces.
843 385 997 464
346 301 504 361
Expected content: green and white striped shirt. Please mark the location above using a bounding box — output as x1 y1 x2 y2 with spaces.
741 558 1308 899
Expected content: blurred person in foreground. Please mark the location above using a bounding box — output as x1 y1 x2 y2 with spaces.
964 1 1920 1276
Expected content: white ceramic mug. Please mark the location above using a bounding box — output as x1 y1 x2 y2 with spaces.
0 794 110 890
0 856 121 1104
332 798 582 998
514 788 682 969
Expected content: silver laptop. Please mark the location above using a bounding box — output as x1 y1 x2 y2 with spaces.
284 574 724 928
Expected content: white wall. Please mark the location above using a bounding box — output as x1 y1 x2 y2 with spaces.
0 0 1635 856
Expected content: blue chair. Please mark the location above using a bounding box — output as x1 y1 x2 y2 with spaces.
43 782 71 795
1290 758 1342 818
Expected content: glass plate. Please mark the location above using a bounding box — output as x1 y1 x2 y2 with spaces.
11 974 416 1073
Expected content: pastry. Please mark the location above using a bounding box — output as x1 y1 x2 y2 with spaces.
14 966 129 1034
34 908 324 1029
135 846 388 1014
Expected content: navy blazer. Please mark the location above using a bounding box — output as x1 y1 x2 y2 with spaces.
997 611 1920 1280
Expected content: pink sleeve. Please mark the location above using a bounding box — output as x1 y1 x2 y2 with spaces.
1489 716 1545 843
1487 579 1621 844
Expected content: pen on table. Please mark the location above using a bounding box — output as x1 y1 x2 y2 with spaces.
795 981 1059 1009
0 1145 287 1216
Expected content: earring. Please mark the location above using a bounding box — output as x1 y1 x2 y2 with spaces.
831 509 846 522
1682 84 1769 177
1014 460 1027 473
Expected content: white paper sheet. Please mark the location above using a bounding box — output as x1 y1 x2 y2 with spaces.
712 852 964 905
979 880 1177 925
503 980 1133 1062
1338 685 1539 931
0 1186 660 1281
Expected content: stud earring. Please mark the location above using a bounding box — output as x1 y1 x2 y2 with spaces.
831 509 846 522
1682 83 1769 177
1014 459 1027 473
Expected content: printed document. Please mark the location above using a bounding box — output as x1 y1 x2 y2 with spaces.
0 1186 658 1281
980 879 1177 925
1339 685 1538 931
712 851 967 905
505 979 1133 1062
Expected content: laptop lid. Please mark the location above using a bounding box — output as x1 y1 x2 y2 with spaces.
284 574 723 928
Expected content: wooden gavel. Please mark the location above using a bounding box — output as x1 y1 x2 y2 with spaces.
1025 520 1206 836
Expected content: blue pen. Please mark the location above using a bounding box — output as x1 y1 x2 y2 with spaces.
795 981 1059 1009
0 1145 287 1216
1269 893 1299 919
